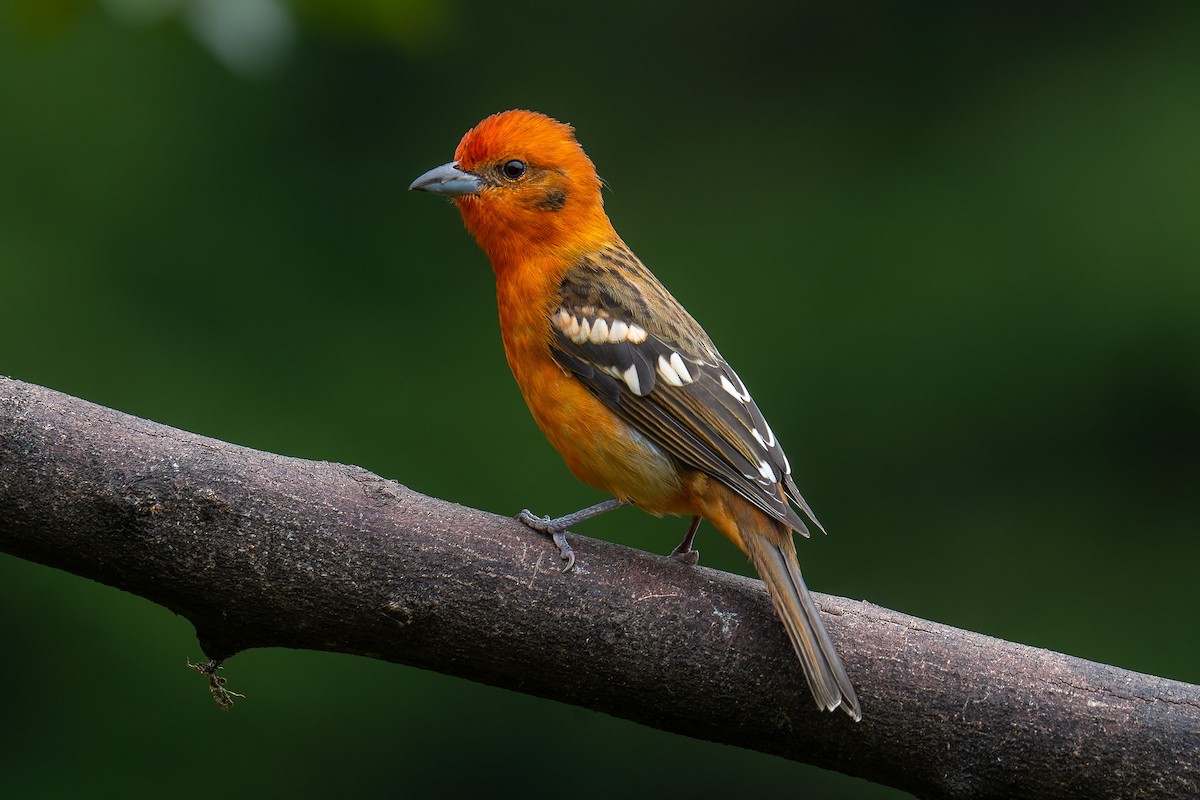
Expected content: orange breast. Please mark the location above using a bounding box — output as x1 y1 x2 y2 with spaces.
495 258 688 514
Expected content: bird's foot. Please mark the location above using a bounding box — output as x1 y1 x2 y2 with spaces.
517 509 576 572
669 545 700 565
668 515 703 565
515 498 629 573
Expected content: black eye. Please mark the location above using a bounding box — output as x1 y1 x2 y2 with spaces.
500 159 527 180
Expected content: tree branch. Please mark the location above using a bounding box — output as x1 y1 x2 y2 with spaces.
0 376 1196 799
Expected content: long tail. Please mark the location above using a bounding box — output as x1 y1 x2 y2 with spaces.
742 523 861 721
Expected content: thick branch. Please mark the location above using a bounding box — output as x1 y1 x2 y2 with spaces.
0 377 1196 799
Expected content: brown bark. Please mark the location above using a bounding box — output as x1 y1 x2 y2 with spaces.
1 376 1196 799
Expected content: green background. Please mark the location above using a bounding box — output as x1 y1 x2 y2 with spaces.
2 2 1197 798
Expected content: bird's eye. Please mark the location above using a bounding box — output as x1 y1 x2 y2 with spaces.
500 159 527 180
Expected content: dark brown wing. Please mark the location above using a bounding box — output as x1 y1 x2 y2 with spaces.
548 245 823 536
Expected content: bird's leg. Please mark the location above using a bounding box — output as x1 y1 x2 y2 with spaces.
517 498 630 572
669 515 702 565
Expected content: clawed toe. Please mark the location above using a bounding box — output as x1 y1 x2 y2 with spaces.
667 516 702 565
670 548 700 565
516 508 556 532
550 530 575 572
517 509 575 571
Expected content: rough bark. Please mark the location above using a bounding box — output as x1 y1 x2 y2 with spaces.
0 376 1196 799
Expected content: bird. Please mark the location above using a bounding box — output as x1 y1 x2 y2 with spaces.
410 110 860 720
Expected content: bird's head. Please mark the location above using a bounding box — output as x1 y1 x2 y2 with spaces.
410 110 612 267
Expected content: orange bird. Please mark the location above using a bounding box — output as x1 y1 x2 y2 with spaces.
411 110 860 720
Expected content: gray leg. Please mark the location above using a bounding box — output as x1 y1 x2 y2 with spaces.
517 498 630 571
670 515 702 565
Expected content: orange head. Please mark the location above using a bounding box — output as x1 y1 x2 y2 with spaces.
410 110 614 270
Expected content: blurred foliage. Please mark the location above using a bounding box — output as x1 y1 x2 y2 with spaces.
1 2 1198 798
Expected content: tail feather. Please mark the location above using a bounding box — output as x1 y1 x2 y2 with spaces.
744 529 861 721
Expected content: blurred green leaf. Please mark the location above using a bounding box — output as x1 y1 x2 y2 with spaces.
6 0 90 36
289 0 454 48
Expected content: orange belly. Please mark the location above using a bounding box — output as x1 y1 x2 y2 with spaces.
493 265 756 554
494 255 693 517
513 350 688 513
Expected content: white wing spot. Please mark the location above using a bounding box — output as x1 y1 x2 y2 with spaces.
732 373 751 400
622 364 643 395
751 428 768 450
720 374 750 402
573 318 591 345
589 317 609 344
669 352 693 384
760 420 776 447
554 311 582 340
608 319 628 342
657 355 684 387
627 324 648 344
757 459 777 483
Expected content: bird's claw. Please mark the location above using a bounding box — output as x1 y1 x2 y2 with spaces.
668 516 702 565
517 509 576 572
670 547 700 565
550 530 575 572
516 509 554 530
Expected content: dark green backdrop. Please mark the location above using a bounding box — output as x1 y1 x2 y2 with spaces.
2 2 1197 798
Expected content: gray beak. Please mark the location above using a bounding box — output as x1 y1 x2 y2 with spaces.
409 161 482 196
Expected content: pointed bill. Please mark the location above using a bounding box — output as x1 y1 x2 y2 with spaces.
409 162 482 196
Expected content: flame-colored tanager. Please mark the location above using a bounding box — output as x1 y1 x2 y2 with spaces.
410 110 860 720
